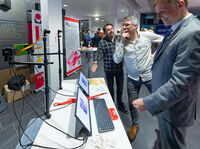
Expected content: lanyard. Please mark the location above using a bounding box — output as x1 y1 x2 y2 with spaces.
53 92 107 106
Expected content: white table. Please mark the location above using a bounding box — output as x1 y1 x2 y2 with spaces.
32 78 132 149
78 47 97 78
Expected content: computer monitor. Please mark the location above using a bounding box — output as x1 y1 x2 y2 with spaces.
74 87 92 137
78 72 89 96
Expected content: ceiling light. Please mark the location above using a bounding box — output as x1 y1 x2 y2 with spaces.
121 9 124 12
94 14 99 17
102 20 104 22
95 18 99 21
64 4 68 7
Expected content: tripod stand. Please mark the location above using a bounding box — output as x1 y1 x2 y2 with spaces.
2 29 53 119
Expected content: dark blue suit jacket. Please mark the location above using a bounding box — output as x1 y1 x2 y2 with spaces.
143 15 200 127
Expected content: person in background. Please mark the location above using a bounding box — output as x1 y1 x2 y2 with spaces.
98 28 104 39
133 0 200 149
117 29 122 37
80 30 85 47
85 29 91 47
92 31 102 47
140 28 148 31
149 26 155 32
113 16 163 141
145 26 160 55
82 31 87 47
92 23 128 114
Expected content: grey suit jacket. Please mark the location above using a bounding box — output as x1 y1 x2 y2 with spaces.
143 15 200 127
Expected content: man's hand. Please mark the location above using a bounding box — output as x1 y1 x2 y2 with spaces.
132 98 146 112
120 30 130 44
91 61 98 72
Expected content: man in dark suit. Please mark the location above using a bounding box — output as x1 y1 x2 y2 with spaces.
132 0 200 149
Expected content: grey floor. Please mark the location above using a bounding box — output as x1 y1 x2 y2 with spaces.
0 52 200 149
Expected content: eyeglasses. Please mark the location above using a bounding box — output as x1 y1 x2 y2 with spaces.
123 24 132 27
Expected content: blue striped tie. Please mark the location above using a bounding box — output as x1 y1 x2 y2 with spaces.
154 28 173 58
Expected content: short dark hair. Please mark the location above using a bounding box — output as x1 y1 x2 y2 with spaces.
95 31 100 35
103 23 113 33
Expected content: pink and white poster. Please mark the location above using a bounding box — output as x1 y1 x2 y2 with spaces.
64 17 81 76
32 10 44 91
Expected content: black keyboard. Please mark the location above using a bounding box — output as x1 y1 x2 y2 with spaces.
93 98 114 133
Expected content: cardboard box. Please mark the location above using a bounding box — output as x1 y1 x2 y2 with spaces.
0 66 30 95
4 80 30 103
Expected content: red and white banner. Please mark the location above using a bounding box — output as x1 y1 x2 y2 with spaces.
32 10 44 91
64 17 81 76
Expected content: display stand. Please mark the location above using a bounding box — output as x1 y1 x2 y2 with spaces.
43 29 51 119
2 29 53 119
57 30 62 90
31 29 63 90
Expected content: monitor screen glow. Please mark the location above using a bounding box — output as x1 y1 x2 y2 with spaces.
78 72 89 96
75 88 91 133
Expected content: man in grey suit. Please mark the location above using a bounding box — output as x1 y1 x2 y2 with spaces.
133 0 200 149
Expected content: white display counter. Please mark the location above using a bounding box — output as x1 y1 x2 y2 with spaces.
32 78 132 149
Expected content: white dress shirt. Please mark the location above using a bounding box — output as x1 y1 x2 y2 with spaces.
113 31 163 82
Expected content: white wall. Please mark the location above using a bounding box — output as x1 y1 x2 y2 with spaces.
90 0 141 35
41 0 63 103
0 0 26 21
0 0 28 70
90 19 106 36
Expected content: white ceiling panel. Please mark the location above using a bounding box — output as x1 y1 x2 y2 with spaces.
136 0 153 13
63 0 114 18
27 0 200 19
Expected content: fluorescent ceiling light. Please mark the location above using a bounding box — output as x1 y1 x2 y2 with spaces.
64 4 68 7
121 9 124 12
95 18 99 21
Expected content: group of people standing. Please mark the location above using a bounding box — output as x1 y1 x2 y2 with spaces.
80 29 91 47
91 16 163 142
80 28 104 47
91 0 200 149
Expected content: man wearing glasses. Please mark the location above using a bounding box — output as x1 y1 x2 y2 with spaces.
113 16 163 141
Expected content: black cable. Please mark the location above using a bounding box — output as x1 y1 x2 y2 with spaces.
9 65 34 149
9 66 26 149
12 92 25 149
49 87 76 97
19 82 88 149
31 56 75 97
31 62 89 138
9 66 52 149
27 94 85 141
30 134 88 149
8 50 89 148
9 65 88 148
30 65 89 140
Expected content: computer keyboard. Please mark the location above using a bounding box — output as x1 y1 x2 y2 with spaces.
93 98 114 133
